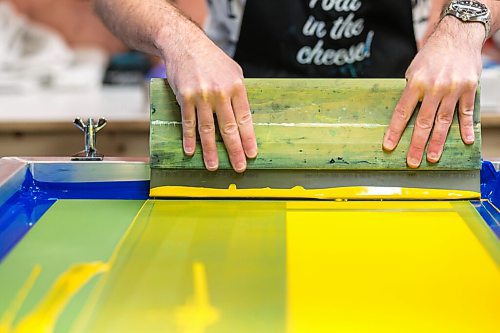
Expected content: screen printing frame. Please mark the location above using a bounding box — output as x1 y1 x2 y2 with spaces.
0 157 150 205
0 157 150 260
0 157 499 261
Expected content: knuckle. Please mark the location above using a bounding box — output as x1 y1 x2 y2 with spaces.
221 122 239 136
430 134 444 145
198 87 212 101
385 130 397 141
463 78 478 90
238 112 253 126
408 76 425 89
431 128 446 140
203 149 218 158
431 81 447 95
233 63 244 76
460 108 474 117
183 128 196 139
394 106 410 121
225 143 245 156
245 136 256 146
461 118 473 127
183 119 196 128
447 79 460 93
230 149 245 159
183 119 196 138
436 112 453 125
404 68 412 80
227 143 244 155
199 123 215 134
195 85 217 101
211 85 225 98
416 117 434 130
231 78 245 91
204 146 217 154
207 85 230 102
412 141 427 151
179 89 195 103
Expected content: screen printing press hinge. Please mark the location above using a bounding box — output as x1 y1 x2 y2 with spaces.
71 117 107 161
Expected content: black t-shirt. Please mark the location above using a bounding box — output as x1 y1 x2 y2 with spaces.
233 0 417 78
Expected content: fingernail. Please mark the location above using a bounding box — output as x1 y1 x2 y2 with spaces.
184 145 194 155
466 135 475 143
383 139 395 151
408 158 420 168
247 148 257 158
206 160 218 170
428 152 439 162
235 162 246 172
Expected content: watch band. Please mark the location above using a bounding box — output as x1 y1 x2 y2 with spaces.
443 0 491 39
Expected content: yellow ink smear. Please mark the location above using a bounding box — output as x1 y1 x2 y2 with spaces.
175 262 220 333
150 185 480 200
10 262 108 333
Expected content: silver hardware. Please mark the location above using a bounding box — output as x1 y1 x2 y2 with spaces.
72 117 107 161
443 0 491 39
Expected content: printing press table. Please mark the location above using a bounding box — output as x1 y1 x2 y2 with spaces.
0 162 498 332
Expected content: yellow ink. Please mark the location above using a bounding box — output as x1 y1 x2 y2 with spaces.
72 201 283 333
286 200 455 210
175 262 220 333
9 262 108 333
0 266 41 333
60 200 497 331
69 201 151 333
286 201 500 333
150 185 480 200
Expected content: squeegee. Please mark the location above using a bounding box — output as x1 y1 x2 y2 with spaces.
148 79 481 199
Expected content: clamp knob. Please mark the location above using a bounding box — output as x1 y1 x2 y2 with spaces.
71 117 107 161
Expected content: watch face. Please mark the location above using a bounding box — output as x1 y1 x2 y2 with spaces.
451 0 489 18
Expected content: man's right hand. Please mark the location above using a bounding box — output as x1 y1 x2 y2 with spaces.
162 32 257 173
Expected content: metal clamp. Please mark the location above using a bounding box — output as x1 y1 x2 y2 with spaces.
72 117 107 161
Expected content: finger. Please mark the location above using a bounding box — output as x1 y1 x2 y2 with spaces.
181 101 196 156
196 101 219 171
383 86 421 151
232 84 258 158
215 98 247 173
458 88 477 145
426 96 458 163
406 94 441 168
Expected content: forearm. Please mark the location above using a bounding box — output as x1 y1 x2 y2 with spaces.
479 0 500 34
91 0 204 64
430 0 450 23
433 0 500 42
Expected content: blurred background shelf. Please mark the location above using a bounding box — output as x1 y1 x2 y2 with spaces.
0 86 150 157
481 111 500 159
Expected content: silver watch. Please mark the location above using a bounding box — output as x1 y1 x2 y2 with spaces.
443 0 491 38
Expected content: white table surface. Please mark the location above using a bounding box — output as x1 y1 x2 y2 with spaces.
0 85 149 131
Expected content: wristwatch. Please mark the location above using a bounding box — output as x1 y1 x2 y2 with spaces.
443 0 491 38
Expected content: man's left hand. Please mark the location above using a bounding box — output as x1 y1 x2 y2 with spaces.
383 17 484 168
